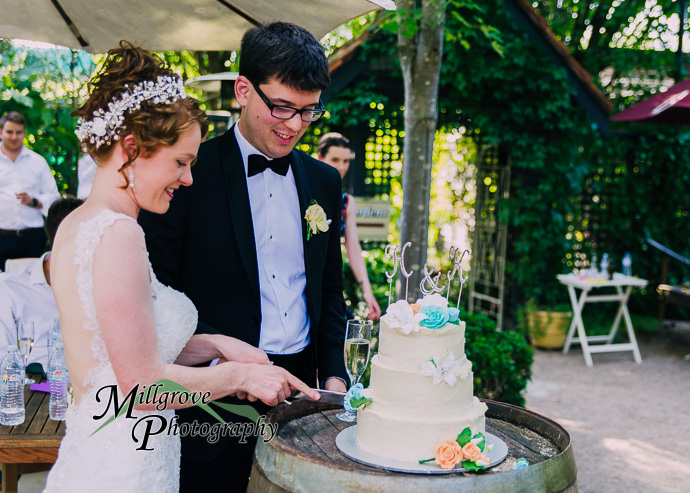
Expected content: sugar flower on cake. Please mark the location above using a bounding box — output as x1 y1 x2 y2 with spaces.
385 299 427 334
419 305 449 329
434 440 464 469
447 307 460 323
415 293 449 309
420 353 462 387
343 383 372 411
420 427 492 470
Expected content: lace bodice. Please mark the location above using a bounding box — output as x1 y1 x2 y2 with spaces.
44 209 198 493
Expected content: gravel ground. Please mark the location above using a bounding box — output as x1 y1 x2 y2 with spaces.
525 334 690 493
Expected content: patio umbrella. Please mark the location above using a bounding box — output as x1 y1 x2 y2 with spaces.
0 0 395 53
610 77 690 125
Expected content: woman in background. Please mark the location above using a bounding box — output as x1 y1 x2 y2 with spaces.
317 133 381 320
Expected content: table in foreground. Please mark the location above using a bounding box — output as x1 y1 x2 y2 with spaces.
249 398 577 493
0 377 64 493
558 273 648 367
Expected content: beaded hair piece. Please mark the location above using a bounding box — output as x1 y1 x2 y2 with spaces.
75 75 187 149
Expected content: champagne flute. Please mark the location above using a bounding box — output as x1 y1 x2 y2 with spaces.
16 321 35 384
337 319 372 423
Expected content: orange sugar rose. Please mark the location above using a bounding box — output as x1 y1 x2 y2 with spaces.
461 442 485 463
435 441 464 469
410 303 421 314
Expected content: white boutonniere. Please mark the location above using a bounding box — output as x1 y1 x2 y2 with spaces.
304 200 331 241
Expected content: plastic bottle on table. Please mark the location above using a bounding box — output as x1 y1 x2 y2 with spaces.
49 342 69 421
600 253 609 277
0 346 25 426
622 253 632 277
47 317 62 369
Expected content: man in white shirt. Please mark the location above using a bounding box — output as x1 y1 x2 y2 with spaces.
0 112 61 270
0 196 83 369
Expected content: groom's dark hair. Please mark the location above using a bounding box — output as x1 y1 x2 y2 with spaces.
239 22 330 92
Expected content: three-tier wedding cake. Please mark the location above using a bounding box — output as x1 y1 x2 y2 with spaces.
354 293 487 463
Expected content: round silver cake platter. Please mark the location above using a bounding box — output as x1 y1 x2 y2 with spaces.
336 426 509 475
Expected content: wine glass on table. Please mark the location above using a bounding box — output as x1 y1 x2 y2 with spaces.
16 321 35 385
336 319 372 423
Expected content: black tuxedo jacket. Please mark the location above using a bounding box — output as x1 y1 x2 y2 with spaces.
140 126 348 382
139 127 348 461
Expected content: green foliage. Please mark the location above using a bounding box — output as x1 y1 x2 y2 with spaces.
342 249 392 317
463 308 533 407
1 45 95 195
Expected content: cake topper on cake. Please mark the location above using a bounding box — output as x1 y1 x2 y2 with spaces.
420 261 445 295
446 247 460 299
399 242 414 302
384 244 400 307
453 249 470 309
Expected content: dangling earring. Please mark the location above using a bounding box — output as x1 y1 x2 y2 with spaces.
128 167 135 188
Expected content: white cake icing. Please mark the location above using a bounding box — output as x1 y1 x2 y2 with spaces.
355 297 488 463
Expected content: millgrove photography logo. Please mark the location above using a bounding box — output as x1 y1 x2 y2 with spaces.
90 379 278 451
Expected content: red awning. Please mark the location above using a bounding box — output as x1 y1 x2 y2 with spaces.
611 78 690 125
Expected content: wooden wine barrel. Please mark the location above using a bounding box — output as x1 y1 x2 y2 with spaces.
248 397 577 493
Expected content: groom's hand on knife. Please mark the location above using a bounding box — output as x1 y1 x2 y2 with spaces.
213 335 271 365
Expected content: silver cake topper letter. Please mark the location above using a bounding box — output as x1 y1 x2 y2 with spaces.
384 244 400 307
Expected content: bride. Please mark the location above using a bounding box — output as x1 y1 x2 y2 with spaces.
44 42 319 492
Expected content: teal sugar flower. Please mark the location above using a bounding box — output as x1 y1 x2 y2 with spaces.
419 305 450 329
344 383 372 411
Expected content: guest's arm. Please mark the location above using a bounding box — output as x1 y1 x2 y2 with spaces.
343 195 381 321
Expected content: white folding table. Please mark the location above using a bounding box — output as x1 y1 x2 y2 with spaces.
557 273 648 367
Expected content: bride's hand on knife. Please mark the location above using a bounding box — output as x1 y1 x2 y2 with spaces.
232 363 320 407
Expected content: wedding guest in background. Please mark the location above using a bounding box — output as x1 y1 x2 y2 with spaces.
0 196 83 369
317 132 381 320
140 22 348 492
0 111 60 269
45 42 317 492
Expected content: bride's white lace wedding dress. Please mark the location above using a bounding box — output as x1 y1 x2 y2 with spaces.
44 210 197 492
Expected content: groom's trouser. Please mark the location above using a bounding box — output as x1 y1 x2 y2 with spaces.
179 347 314 493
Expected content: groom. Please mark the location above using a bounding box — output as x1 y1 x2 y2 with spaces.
139 22 348 492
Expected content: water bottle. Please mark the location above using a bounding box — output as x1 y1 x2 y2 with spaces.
590 253 598 273
0 346 25 426
47 317 62 369
49 343 69 421
622 253 632 277
600 253 609 276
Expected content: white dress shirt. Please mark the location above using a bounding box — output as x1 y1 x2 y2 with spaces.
0 144 60 229
0 252 57 368
234 124 310 354
77 154 97 199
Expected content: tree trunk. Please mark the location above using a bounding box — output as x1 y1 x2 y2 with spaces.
397 0 445 301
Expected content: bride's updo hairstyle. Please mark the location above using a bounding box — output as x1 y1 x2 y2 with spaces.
72 41 209 187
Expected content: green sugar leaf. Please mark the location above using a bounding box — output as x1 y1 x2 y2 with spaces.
456 427 471 447
461 460 487 471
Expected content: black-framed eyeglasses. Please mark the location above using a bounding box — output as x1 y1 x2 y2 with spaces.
251 81 326 122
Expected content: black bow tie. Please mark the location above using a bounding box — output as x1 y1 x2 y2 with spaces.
247 154 291 177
